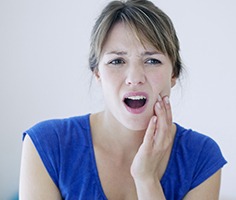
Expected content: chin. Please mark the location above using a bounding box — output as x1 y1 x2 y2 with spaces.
121 116 150 132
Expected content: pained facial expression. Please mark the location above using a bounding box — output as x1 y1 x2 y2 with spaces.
96 22 176 131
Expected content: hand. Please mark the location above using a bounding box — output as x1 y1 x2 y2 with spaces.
130 95 174 182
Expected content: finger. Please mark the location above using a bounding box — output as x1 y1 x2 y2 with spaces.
143 116 157 145
154 97 173 151
163 96 172 125
154 98 167 128
154 100 168 141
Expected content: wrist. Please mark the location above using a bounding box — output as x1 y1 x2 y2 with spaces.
133 177 166 200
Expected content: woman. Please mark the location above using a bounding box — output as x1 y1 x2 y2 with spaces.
19 0 227 199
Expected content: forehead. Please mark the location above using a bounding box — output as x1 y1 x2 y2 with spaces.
102 22 158 53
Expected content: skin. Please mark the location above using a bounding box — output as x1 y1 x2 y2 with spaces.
96 23 176 132
19 22 222 199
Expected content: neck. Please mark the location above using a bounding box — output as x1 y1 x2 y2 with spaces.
90 111 146 154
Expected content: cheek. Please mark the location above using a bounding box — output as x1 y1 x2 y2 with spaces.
99 70 123 92
150 72 172 94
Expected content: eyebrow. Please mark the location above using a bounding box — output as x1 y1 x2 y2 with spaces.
105 51 162 56
141 51 162 56
105 51 127 55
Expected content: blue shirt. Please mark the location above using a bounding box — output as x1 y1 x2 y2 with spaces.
23 114 227 200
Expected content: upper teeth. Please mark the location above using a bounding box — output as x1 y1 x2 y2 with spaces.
127 96 146 100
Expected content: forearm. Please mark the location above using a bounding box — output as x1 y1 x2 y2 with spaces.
134 178 166 200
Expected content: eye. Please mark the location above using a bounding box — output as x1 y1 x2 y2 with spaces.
145 58 162 65
109 58 125 65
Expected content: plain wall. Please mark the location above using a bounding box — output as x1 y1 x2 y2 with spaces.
0 0 235 199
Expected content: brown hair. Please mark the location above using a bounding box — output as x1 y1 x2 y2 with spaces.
89 0 183 78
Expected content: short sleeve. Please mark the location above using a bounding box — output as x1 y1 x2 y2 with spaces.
22 120 61 188
190 136 227 189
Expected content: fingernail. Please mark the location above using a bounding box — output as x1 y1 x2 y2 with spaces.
164 96 169 104
153 116 157 123
156 102 161 109
157 94 162 102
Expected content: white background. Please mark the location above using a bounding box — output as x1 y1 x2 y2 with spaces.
0 0 235 199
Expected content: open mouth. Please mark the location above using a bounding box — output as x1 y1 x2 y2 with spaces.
124 95 147 109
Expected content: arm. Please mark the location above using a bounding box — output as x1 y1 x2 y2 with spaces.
131 95 172 199
133 178 165 200
19 135 62 200
183 169 222 200
130 96 222 199
133 169 222 200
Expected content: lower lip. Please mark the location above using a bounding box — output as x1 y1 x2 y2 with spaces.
124 102 147 114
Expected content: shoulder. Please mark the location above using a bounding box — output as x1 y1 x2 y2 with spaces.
22 114 92 164
173 123 227 189
162 123 226 198
21 114 92 189
20 135 62 199
23 114 91 142
174 123 224 157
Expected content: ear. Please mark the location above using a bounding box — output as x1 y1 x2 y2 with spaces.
171 75 177 88
94 68 101 82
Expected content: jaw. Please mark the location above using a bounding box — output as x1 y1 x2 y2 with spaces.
102 104 152 132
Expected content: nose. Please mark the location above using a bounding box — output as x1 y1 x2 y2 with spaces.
125 64 146 85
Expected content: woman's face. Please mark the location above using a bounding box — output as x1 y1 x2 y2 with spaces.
97 22 176 131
